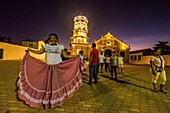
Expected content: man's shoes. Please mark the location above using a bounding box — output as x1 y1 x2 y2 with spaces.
160 89 167 94
88 81 92 85
88 82 92 85
94 81 98 84
153 89 158 92
110 77 114 80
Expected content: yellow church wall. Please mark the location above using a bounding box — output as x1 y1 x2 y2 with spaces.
0 42 45 60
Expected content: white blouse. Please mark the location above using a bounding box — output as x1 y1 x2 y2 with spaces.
150 56 165 67
99 55 105 63
44 44 64 65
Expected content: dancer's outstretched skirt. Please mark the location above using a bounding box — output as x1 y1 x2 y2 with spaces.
17 52 85 108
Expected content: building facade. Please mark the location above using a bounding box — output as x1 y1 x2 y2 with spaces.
0 41 45 60
129 48 170 66
22 41 38 49
70 14 130 62
70 14 90 57
95 32 130 62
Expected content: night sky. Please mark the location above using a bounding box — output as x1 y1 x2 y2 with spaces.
0 0 170 51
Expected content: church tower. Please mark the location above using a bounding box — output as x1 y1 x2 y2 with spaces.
70 14 90 56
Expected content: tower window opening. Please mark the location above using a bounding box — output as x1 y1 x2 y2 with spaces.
78 39 81 43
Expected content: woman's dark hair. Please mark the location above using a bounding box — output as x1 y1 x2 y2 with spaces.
153 48 161 52
45 33 59 44
152 48 162 55
79 50 84 54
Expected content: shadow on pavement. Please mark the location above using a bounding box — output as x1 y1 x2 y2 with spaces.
15 77 30 108
14 77 22 101
78 74 112 100
100 74 152 91
5 110 10 113
100 74 111 80
116 79 152 91
82 73 89 84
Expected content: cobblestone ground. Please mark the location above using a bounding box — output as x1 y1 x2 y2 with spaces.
0 60 170 113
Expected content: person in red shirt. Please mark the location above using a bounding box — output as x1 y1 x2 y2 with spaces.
88 43 99 85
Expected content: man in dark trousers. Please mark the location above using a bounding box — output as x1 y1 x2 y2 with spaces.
88 43 99 85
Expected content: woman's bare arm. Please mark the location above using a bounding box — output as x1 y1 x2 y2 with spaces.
27 47 45 54
150 61 156 75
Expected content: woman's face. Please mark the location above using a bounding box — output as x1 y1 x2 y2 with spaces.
80 52 84 55
155 49 161 56
49 35 58 45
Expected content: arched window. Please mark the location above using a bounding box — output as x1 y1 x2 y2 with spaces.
83 38 87 43
77 37 82 43
78 39 81 43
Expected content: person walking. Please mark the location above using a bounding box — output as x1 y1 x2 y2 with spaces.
150 48 167 93
104 54 110 72
117 53 124 74
99 51 105 73
88 43 99 85
79 50 87 62
79 50 87 72
110 52 118 80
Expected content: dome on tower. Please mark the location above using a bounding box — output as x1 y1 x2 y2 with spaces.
74 14 88 23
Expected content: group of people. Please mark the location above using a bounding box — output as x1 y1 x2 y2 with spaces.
99 51 124 78
17 33 167 109
88 44 168 94
88 43 124 85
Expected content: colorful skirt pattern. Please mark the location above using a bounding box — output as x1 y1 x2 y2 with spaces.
17 53 85 108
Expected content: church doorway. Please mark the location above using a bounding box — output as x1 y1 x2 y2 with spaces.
104 49 112 57
120 52 125 57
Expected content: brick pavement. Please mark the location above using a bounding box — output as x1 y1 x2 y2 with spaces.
0 60 170 113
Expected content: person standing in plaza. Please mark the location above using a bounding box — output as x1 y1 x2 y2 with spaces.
99 51 105 73
150 48 167 93
17 33 85 109
117 53 124 74
79 50 86 62
88 43 99 85
79 50 87 72
110 51 118 80
61 48 70 61
104 54 110 72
